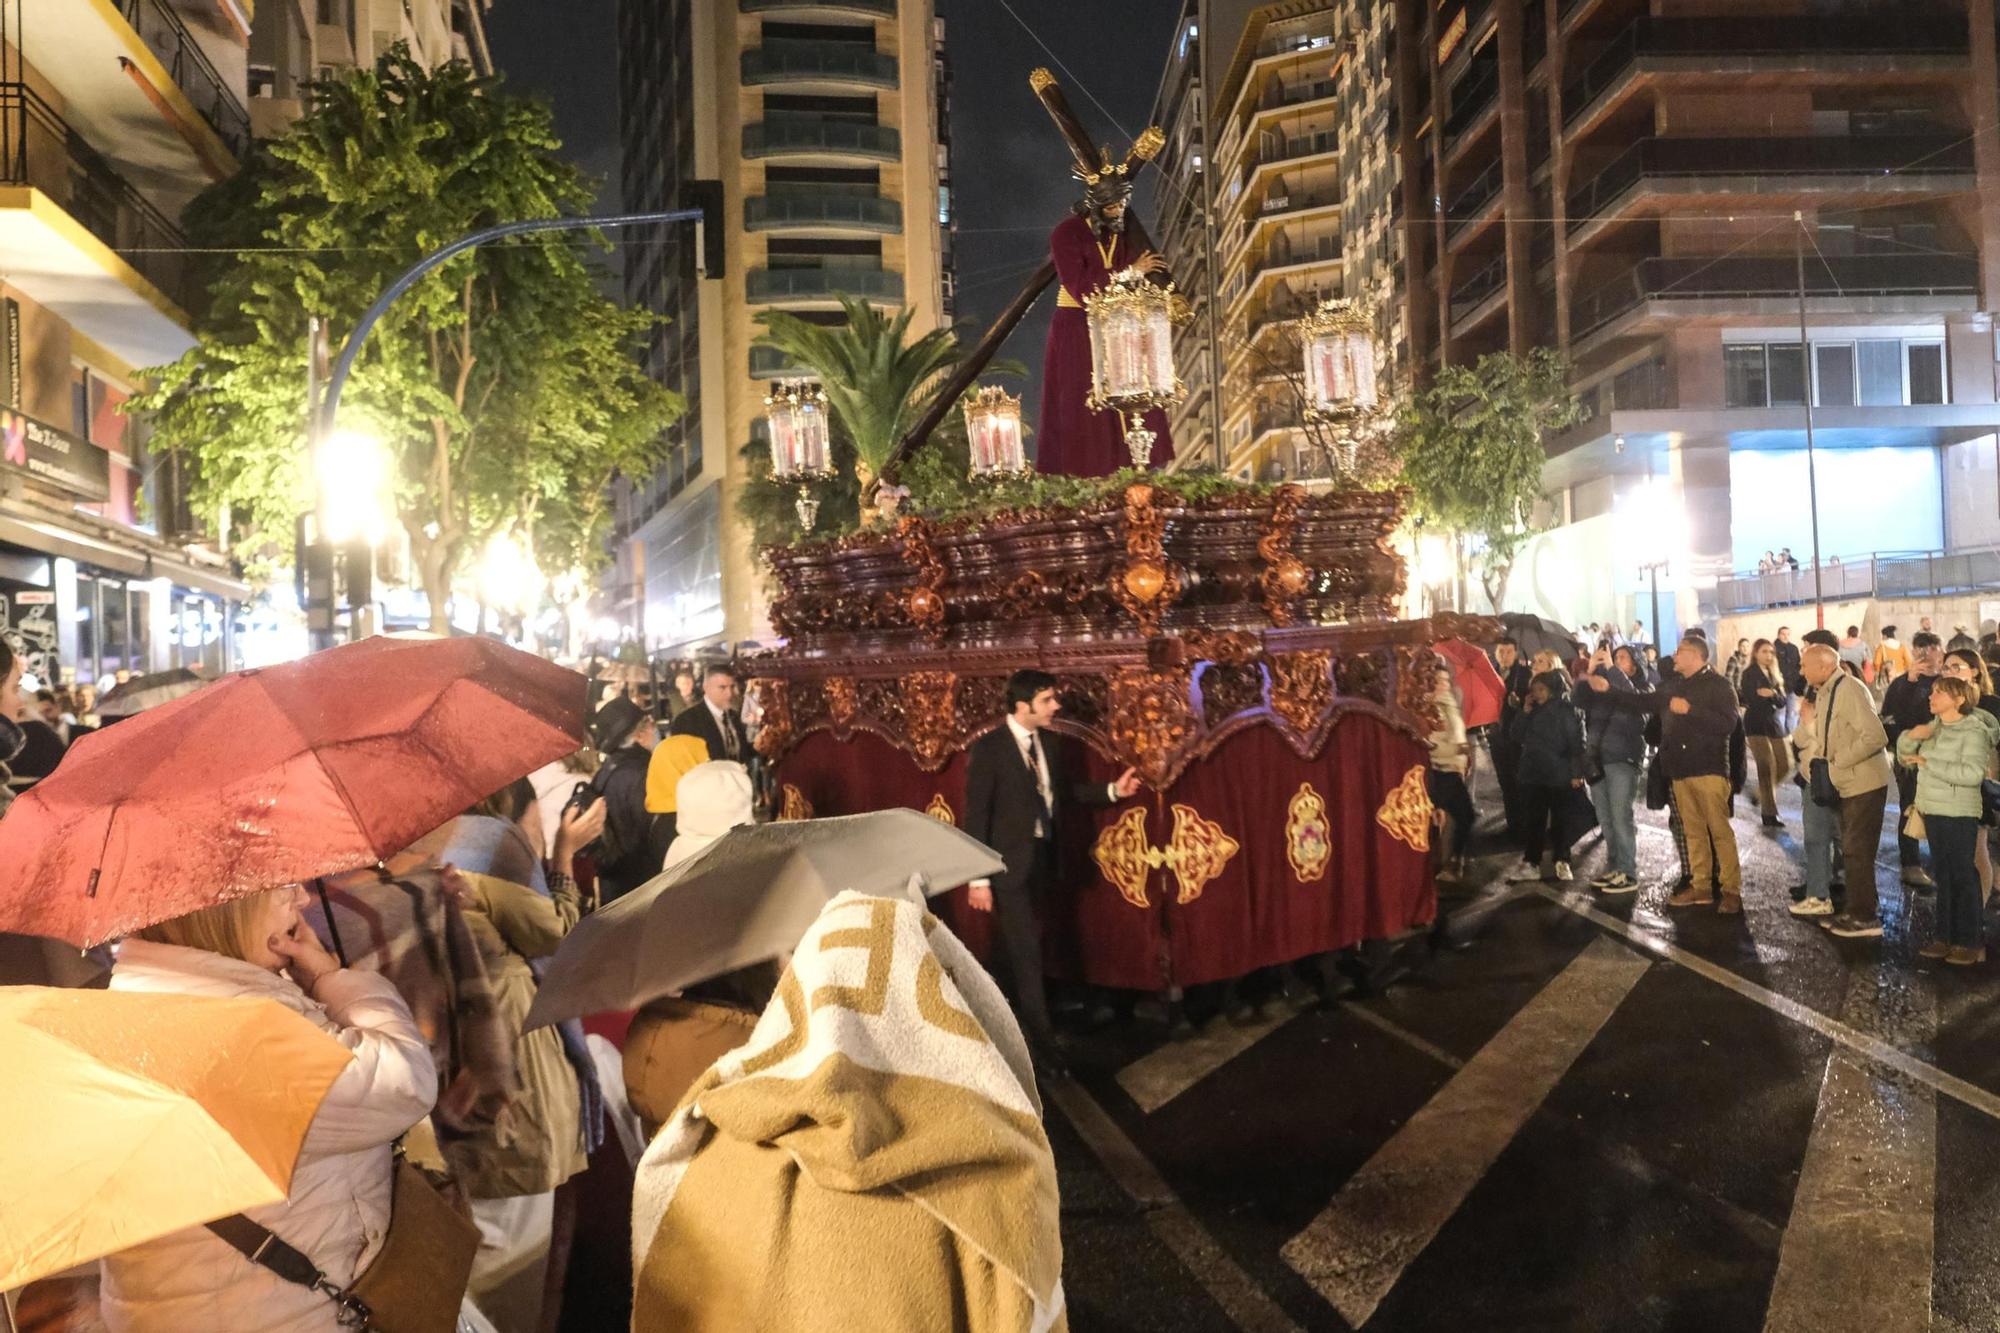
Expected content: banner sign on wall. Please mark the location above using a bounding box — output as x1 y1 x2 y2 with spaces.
0 407 111 501
0 579 59 687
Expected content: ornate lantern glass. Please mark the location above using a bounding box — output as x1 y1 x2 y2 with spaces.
1299 297 1378 417
1084 273 1184 469
962 385 1029 478
763 380 834 529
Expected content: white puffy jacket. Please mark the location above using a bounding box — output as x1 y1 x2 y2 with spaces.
99 938 438 1333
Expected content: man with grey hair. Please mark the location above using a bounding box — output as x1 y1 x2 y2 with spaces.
1790 642 1891 934
1584 635 1744 911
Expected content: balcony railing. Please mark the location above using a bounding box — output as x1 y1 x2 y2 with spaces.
744 193 902 233
116 0 250 158
1262 78 1338 112
1258 187 1340 217
741 42 899 89
1572 252 1978 340
1449 253 1508 322
743 119 902 160
1567 135 1975 222
1444 59 1499 143
746 267 905 303
0 83 192 310
1443 159 1503 239
1718 548 2000 613
1563 16 1970 127
1259 130 1338 169
1257 236 1340 276
740 0 895 13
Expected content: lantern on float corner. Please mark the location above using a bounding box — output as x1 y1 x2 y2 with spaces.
961 385 1029 478
763 379 833 529
1084 272 1184 470
1296 297 1380 472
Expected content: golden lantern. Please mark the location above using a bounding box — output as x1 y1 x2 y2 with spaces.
1299 297 1378 417
1084 272 1184 469
961 385 1030 478
763 379 834 529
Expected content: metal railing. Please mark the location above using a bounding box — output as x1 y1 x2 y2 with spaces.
745 267 905 303
1444 158 1503 239
1563 16 1970 128
0 83 192 309
1259 130 1338 170
1258 187 1340 217
741 42 899 88
744 193 902 232
1449 252 1508 322
1717 547 2000 612
743 119 901 160
1567 135 1974 222
740 0 894 12
116 0 250 158
1572 252 1979 341
1444 59 1499 143
1263 78 1338 111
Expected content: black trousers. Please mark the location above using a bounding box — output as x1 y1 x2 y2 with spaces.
1519 782 1577 866
1428 768 1474 858
1895 765 1923 867
991 840 1055 1044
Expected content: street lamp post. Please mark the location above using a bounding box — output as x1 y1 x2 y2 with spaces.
1639 557 1667 652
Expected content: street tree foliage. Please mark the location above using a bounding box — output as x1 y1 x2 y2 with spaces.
132 49 681 631
1398 348 1582 611
751 297 962 522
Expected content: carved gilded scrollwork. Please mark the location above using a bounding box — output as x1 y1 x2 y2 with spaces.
751 678 793 759
1258 484 1308 627
1088 803 1240 908
1107 665 1194 789
1092 807 1153 909
1199 663 1264 729
826 677 858 732
779 784 816 822
1268 651 1334 737
1376 765 1434 852
1166 804 1239 904
902 671 960 771
1397 646 1444 738
1110 483 1182 638
897 515 949 640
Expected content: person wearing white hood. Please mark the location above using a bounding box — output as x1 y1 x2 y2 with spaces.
625 759 766 1136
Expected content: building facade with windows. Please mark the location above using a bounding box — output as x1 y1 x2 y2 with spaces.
1396 0 2000 634
248 0 495 136
615 0 953 651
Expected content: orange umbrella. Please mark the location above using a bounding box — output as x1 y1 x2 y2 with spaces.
0 986 354 1292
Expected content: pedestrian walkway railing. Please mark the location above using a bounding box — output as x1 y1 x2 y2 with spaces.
1716 546 2000 611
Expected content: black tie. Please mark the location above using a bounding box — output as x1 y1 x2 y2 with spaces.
1028 732 1052 818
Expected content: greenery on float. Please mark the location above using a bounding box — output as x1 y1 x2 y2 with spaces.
899 444 1274 524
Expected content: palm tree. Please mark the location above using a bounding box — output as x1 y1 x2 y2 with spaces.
753 295 962 522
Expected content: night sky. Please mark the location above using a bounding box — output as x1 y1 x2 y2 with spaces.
484 0 1180 414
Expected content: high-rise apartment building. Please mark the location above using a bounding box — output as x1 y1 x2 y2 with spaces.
615 0 954 651
248 0 495 136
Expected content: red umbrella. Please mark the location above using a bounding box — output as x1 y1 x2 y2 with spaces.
0 636 588 947
1433 638 1506 729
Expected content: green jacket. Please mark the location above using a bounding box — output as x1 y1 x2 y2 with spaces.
1897 710 1999 819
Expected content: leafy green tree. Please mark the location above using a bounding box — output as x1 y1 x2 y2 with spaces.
132 49 680 631
1398 348 1582 611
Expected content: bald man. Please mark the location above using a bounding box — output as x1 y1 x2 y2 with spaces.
1790 644 1892 936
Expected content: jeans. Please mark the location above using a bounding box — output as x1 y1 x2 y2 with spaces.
1590 761 1639 878
1801 787 1837 902
1928 813 1984 947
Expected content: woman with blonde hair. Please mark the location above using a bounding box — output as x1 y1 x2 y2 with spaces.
100 887 438 1331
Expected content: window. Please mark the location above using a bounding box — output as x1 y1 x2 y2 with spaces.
1857 339 1903 405
1724 345 1767 409
1767 343 1806 408
1908 342 1946 405
1814 343 1855 407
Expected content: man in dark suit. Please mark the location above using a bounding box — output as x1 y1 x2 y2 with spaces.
668 663 749 762
963 669 1141 1073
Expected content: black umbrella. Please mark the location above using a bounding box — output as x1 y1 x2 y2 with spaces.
1498 613 1580 663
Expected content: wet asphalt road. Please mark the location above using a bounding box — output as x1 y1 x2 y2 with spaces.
1044 761 2000 1332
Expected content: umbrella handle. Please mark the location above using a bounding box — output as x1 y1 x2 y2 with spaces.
314 879 351 968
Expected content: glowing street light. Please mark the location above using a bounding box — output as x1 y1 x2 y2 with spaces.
478 530 539 616
316 428 392 547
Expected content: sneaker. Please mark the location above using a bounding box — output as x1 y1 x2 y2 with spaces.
1666 886 1715 908
1554 862 1574 882
1902 866 1935 889
1509 865 1548 883
1918 940 1953 960
1825 914 1885 939
1598 873 1638 895
1947 945 1987 966
1590 870 1618 888
1789 897 1835 917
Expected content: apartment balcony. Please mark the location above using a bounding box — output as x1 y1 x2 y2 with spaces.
1562 16 1970 134
749 345 809 380
744 193 902 235
0 82 195 369
1566 135 1974 244
1443 59 1499 149
1250 129 1338 175
742 118 902 163
745 266 905 305
1256 77 1338 116
1443 158 1503 245
108 0 250 157
1448 252 1509 327
741 41 899 91
740 0 895 15
1572 252 1979 343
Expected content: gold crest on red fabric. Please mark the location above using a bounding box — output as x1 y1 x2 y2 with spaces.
1375 765 1433 852
924 793 955 826
1089 803 1240 908
778 784 815 822
1286 782 1331 883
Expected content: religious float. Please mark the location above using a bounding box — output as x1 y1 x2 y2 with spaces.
744 70 1483 993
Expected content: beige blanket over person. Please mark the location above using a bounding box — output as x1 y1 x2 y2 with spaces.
630 891 1067 1332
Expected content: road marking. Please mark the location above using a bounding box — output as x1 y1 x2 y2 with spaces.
1279 936 1649 1327
1342 1002 1466 1071
1763 972 1937 1333
1116 1010 1291 1113
1529 884 2000 1123
1045 1078 1306 1333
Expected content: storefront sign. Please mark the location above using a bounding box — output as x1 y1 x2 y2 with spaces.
0 407 111 501
0 579 58 687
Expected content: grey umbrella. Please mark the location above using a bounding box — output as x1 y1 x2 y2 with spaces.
92 668 209 720
522 808 1006 1031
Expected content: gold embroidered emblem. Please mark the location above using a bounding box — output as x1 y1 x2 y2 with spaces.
924 794 955 826
1286 782 1331 882
1089 804 1241 908
1376 765 1433 852
778 784 815 822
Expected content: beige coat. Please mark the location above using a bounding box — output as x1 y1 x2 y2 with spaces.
1790 671 1891 798
446 871 587 1200
623 996 759 1137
